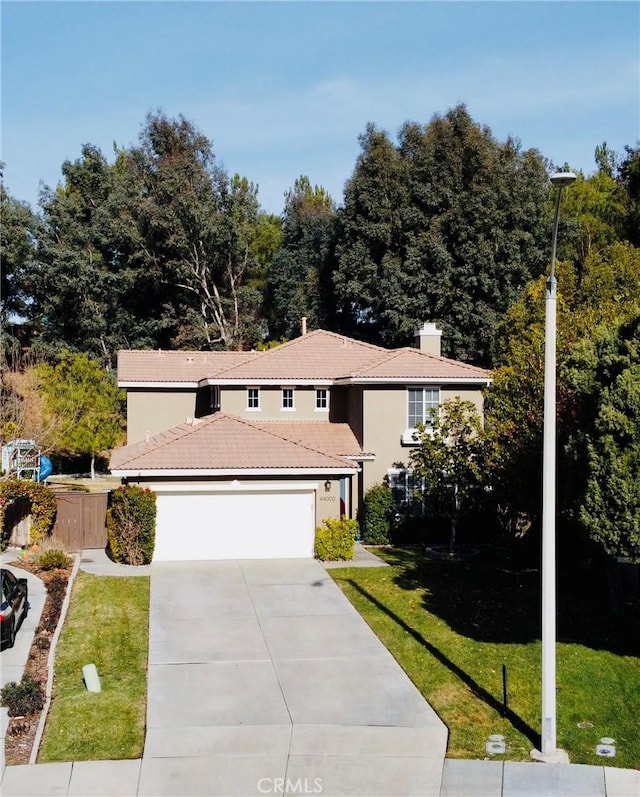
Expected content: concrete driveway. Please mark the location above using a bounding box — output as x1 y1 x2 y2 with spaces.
141 558 447 796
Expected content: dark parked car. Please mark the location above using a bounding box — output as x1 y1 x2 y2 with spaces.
1 568 30 649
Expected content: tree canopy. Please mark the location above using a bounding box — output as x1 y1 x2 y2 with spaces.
11 113 269 365
36 351 125 478
564 315 640 562
485 241 640 540
334 105 550 366
267 176 338 339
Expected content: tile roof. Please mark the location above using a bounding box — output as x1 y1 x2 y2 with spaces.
117 350 256 383
252 420 365 458
110 413 362 473
118 329 490 385
345 347 490 381
212 330 388 381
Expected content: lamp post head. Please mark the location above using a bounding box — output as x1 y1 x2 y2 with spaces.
550 171 577 188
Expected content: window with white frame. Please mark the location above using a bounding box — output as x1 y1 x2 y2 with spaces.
315 388 328 411
408 387 440 429
247 388 260 410
387 467 424 507
281 388 294 410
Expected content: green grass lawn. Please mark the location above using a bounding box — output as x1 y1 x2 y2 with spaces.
330 547 640 768
37 572 150 763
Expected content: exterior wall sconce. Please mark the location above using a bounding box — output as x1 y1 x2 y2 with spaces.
324 479 331 492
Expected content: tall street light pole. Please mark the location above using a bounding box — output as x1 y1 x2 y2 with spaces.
533 171 576 763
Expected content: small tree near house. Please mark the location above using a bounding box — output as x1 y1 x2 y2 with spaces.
409 398 486 555
36 351 125 479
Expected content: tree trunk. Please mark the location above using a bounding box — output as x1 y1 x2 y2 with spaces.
90 452 96 480
449 517 457 556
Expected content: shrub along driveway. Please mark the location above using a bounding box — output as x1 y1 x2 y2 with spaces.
141 559 447 797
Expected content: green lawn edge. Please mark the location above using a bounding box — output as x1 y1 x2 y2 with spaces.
37 572 150 763
329 547 639 768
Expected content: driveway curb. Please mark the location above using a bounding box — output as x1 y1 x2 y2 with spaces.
30 552 81 764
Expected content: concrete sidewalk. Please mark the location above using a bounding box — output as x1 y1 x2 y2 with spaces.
0 554 48 689
2 757 638 796
1 547 638 796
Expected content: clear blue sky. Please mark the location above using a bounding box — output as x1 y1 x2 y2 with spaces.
2 1 638 216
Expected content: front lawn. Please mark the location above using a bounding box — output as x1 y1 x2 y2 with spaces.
37 572 150 762
330 547 640 768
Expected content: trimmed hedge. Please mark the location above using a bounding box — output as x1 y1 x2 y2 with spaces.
315 516 357 561
107 484 156 565
360 483 395 545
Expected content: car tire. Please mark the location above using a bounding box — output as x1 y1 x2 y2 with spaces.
6 616 16 648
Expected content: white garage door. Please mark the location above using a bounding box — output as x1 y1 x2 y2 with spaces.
154 489 315 561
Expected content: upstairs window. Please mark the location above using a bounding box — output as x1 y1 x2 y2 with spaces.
281 388 295 411
315 388 328 411
408 387 440 429
247 388 260 410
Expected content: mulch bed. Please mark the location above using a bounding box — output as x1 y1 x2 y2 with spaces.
2 561 72 765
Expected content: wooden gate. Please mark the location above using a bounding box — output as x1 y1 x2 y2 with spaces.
52 492 109 551
5 497 32 548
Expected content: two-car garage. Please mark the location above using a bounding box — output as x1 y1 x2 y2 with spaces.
152 484 316 561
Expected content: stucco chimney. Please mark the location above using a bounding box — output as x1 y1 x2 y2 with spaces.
301 317 307 335
414 322 442 356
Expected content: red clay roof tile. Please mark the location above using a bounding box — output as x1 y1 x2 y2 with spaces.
118 329 490 384
110 413 362 472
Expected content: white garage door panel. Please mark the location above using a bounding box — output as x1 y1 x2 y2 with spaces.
154 491 314 561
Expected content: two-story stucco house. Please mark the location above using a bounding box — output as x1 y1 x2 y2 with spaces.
110 322 490 561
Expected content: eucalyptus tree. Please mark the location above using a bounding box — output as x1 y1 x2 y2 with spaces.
23 113 271 362
29 144 119 364
112 112 266 350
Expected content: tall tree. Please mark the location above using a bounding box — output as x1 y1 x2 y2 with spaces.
334 124 410 341
22 113 271 361
619 144 640 247
334 105 550 365
28 144 118 364
119 112 264 350
486 242 640 537
556 153 626 272
0 177 40 355
268 176 338 338
564 315 640 562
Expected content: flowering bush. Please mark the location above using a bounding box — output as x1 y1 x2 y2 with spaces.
0 479 57 545
107 484 156 565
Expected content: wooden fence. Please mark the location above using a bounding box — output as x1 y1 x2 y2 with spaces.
51 491 109 551
5 497 32 548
